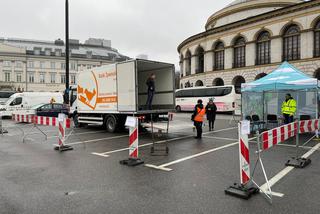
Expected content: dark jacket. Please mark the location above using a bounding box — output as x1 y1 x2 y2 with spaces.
146 78 155 92
205 103 217 120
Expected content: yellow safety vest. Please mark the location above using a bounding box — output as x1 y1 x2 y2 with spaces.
281 99 297 115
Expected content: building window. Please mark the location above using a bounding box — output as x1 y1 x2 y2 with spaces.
87 65 92 69
314 20 320 57
16 73 22 83
28 61 34 68
195 47 204 74
39 73 45 83
15 61 23 68
28 73 34 83
232 76 246 94
50 73 56 83
61 63 66 70
212 78 224 86
34 48 41 55
283 25 300 61
70 62 76 70
195 80 204 87
3 61 11 67
61 74 66 84
55 49 62 56
256 31 271 65
233 37 246 68
213 42 225 70
45 49 51 56
51 62 56 69
185 50 191 76
71 75 76 84
40 61 45 69
4 72 11 82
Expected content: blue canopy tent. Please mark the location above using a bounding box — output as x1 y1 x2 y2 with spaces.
241 62 319 126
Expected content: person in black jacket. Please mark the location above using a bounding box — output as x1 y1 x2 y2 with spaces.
146 73 156 110
205 98 217 131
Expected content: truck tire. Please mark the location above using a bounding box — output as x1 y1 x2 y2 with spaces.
73 113 80 128
175 105 181 112
105 115 117 133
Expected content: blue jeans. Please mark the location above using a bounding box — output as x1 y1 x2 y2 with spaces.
146 90 154 110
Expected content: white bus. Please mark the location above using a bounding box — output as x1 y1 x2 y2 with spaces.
175 85 240 112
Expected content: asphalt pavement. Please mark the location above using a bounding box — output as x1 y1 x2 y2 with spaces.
0 113 319 214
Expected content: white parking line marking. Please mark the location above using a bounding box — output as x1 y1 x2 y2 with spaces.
91 153 110 158
64 134 128 146
92 126 237 157
48 130 105 139
202 136 238 141
145 142 238 171
260 143 320 194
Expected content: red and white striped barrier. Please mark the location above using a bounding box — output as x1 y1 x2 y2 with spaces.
262 120 320 151
12 114 71 128
299 119 319 134
239 128 250 185
129 121 139 158
58 118 66 147
262 122 298 151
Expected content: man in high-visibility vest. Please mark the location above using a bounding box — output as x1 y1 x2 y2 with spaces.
191 99 206 139
281 93 297 124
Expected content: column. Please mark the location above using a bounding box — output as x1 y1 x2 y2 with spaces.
225 48 233 69
271 38 282 63
205 51 213 72
301 31 313 59
246 43 255 66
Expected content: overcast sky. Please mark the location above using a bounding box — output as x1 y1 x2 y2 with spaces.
0 0 234 69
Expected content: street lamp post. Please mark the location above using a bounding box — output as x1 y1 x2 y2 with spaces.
65 0 70 104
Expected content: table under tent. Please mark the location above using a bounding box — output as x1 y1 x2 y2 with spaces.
241 62 319 132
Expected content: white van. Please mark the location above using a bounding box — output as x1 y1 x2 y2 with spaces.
0 92 63 117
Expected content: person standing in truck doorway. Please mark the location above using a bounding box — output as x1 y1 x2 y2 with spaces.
191 99 206 139
146 73 156 110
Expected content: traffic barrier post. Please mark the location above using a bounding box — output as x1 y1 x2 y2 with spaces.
54 113 73 152
120 116 144 166
0 112 8 134
12 113 74 152
227 119 319 203
225 121 259 200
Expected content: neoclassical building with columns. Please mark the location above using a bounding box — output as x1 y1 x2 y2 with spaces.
178 0 320 92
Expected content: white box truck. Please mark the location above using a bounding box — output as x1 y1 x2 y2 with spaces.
0 92 63 117
75 59 175 132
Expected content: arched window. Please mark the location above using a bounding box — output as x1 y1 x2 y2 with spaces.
314 20 320 57
283 25 301 61
256 31 271 65
185 51 191 76
233 37 246 68
232 76 245 94
212 78 224 86
185 81 191 88
314 69 320 80
195 47 204 74
255 73 267 80
195 80 204 87
213 42 225 70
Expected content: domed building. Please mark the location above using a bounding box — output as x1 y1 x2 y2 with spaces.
178 0 320 92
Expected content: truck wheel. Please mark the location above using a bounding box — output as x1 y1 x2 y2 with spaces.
73 114 80 128
106 115 117 133
175 105 181 112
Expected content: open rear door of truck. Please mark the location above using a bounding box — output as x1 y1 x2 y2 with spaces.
116 61 137 112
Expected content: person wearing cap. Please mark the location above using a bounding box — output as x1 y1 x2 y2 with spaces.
191 99 206 139
281 93 297 124
205 98 217 131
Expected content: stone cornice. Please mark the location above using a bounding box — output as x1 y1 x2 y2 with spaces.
178 0 320 52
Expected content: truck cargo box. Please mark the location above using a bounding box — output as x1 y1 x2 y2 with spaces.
77 59 175 114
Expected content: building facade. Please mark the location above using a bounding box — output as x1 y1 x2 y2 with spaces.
178 0 320 92
0 38 130 92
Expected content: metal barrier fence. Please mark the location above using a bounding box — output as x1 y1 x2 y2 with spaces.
226 119 319 203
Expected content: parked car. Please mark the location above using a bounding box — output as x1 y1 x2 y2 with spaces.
33 103 69 117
